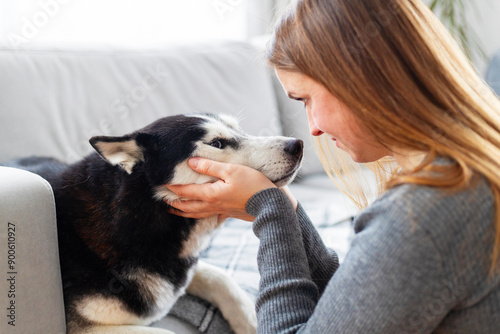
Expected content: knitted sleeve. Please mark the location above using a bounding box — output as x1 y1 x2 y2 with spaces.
295 202 339 295
246 187 448 334
246 188 320 333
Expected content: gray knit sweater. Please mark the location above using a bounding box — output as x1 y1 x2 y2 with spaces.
246 174 500 333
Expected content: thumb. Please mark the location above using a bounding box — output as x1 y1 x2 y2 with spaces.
188 158 230 181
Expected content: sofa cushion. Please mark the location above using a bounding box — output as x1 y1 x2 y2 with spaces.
0 42 282 163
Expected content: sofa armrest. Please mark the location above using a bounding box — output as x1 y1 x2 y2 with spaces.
0 167 66 334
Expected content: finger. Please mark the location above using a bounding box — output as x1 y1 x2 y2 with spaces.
280 186 298 211
218 214 229 221
168 198 214 214
167 202 214 219
166 183 214 201
168 208 217 220
188 158 232 181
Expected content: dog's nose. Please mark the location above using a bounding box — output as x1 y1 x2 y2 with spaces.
284 139 304 158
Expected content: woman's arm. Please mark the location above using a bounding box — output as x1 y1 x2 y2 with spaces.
272 184 340 295
295 203 339 295
246 188 326 333
247 186 449 334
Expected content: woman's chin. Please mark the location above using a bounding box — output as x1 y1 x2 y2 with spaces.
347 150 383 164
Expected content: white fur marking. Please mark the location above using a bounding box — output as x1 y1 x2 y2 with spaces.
76 271 185 327
77 296 145 326
127 270 183 324
187 261 257 334
179 216 222 258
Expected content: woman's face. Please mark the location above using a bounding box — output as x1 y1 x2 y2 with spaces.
276 69 391 163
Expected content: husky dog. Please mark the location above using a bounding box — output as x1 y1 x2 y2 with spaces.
8 114 303 334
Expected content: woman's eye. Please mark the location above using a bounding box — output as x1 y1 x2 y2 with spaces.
296 98 307 107
209 139 225 149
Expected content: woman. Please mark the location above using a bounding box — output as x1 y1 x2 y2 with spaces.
167 0 500 332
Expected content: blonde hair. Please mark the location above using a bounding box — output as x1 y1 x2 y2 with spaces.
268 0 500 272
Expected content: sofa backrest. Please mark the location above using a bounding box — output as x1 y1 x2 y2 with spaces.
0 42 283 163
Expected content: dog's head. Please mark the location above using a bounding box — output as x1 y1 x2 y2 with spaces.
90 114 303 202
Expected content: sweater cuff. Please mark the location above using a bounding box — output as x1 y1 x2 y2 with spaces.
245 188 295 218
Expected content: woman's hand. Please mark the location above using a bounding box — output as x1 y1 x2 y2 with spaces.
165 158 277 221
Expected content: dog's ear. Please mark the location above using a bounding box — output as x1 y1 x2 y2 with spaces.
89 135 144 174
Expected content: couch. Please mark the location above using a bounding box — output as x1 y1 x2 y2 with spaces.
1 41 499 334
0 41 358 334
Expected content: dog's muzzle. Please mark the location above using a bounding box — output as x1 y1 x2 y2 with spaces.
270 139 304 186
284 139 304 160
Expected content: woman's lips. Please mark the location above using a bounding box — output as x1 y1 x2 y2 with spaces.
331 137 340 148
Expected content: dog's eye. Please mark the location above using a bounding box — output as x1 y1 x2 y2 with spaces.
209 139 226 149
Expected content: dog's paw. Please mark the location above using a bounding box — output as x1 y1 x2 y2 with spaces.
220 292 257 334
186 261 257 334
229 305 257 334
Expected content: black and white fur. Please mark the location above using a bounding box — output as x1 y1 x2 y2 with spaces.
6 113 303 334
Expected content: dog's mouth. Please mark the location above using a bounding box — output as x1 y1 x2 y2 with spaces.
271 161 302 187
272 172 296 186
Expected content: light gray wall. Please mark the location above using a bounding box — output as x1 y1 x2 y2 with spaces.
466 0 500 75
422 0 500 76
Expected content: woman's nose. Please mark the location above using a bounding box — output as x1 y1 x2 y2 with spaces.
306 109 324 136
